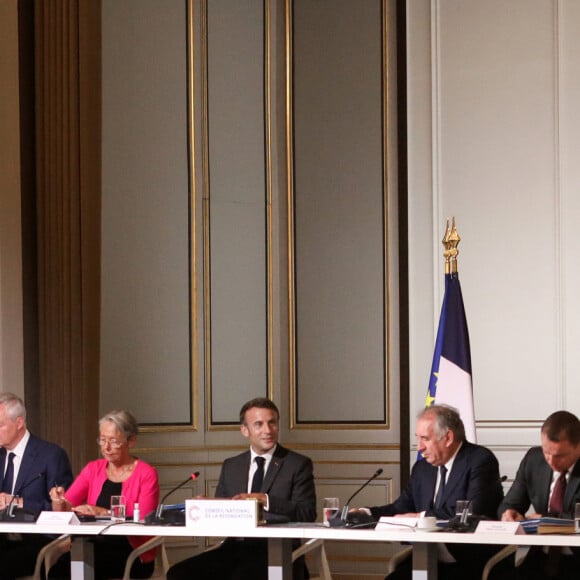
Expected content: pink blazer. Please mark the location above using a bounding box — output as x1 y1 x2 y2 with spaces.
65 458 159 562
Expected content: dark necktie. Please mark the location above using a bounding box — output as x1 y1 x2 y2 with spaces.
251 456 265 493
2 452 15 494
546 472 567 577
434 465 447 509
548 471 567 516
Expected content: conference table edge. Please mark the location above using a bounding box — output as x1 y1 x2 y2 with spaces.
2 522 580 546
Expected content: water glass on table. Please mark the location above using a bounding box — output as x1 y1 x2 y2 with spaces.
575 502 580 533
322 497 340 526
110 495 126 522
455 500 471 524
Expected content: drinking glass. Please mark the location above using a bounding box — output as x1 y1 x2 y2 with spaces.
110 495 126 522
455 500 471 524
322 497 340 526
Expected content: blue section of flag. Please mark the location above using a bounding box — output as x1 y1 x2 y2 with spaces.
427 272 472 400
420 270 475 456
440 273 471 375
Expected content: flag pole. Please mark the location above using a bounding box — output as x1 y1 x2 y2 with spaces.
424 217 476 442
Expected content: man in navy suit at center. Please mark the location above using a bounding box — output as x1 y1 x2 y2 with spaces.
352 404 504 579
0 392 74 579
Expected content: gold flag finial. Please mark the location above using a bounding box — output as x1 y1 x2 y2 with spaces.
442 217 461 274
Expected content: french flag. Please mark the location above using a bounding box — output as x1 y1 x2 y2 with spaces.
425 272 476 442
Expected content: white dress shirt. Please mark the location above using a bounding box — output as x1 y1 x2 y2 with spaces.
247 445 277 510
3 430 31 494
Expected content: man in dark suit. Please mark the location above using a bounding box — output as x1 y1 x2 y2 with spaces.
498 410 580 579
167 397 317 580
0 391 74 579
352 405 504 579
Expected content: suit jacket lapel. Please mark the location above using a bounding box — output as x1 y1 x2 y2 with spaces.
423 463 438 509
538 462 554 513
564 461 580 512
16 437 38 494
443 443 469 501
0 448 6 490
262 445 286 492
238 450 252 493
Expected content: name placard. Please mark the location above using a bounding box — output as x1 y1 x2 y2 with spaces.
475 521 524 535
36 511 80 525
185 499 261 532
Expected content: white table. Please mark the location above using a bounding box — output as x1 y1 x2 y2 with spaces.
2 521 580 580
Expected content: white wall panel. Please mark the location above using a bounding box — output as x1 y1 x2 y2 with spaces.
407 0 437 425
560 0 580 413
408 0 580 472
437 0 559 420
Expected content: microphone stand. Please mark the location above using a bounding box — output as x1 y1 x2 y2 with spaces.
0 472 45 522
146 472 200 525
330 468 383 527
0 495 19 520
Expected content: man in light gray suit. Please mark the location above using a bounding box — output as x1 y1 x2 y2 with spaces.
168 397 317 580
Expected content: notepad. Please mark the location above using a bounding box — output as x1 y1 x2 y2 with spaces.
520 517 575 534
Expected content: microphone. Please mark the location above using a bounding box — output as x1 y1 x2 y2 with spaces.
0 472 45 522
329 468 383 528
145 471 200 525
0 494 20 520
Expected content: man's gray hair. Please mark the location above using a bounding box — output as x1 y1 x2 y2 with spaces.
0 392 27 421
418 404 466 442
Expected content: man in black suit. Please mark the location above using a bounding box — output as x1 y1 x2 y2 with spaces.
352 405 504 579
167 397 317 580
0 391 74 579
498 410 580 579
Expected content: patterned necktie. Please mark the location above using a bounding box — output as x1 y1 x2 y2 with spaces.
434 465 447 509
2 452 15 494
251 456 265 493
546 472 567 576
548 471 567 516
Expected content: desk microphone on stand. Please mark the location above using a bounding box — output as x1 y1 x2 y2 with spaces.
329 468 383 528
0 472 45 522
145 472 200 525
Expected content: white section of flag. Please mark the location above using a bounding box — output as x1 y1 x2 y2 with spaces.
434 356 476 443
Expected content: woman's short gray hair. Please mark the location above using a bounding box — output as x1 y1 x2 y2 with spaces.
98 409 139 440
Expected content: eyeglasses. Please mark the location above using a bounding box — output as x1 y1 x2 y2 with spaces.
96 437 125 449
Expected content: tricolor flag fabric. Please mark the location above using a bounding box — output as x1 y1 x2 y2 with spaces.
425 272 476 442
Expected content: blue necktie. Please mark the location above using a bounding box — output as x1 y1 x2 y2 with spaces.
2 452 15 494
434 465 447 509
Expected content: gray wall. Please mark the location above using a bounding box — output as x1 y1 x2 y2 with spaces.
100 1 400 574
